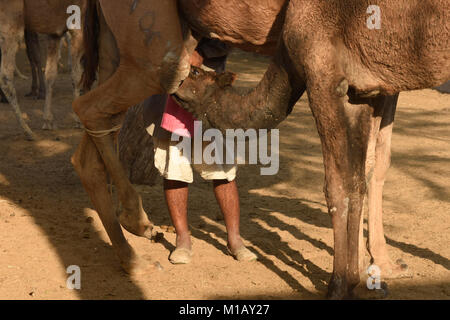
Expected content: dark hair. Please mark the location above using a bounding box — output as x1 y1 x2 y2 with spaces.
196 38 230 73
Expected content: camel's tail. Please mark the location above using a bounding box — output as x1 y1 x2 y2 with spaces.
80 0 100 91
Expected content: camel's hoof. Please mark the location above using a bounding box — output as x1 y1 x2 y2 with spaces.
379 259 412 279
25 132 37 141
327 277 348 300
42 121 55 130
119 213 154 240
25 91 37 98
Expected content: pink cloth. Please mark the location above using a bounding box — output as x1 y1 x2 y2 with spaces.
160 95 196 138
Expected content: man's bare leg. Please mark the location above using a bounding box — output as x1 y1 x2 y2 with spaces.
213 179 257 261
164 179 192 263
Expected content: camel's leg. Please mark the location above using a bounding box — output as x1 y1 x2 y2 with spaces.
73 67 157 239
25 30 45 99
25 31 39 97
305 56 387 298
68 29 83 128
73 0 194 236
71 133 153 275
42 35 61 130
358 116 383 276
0 36 35 140
65 33 73 71
73 1 160 239
71 25 154 273
367 95 410 278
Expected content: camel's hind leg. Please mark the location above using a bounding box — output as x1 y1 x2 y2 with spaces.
0 35 35 140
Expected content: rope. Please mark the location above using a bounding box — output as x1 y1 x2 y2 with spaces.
84 124 122 138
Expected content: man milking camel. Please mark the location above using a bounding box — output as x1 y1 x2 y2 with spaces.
145 39 257 264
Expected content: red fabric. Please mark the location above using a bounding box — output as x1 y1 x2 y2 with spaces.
160 95 196 137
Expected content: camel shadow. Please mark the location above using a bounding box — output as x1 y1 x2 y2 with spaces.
0 78 147 299
0 47 448 300
144 79 449 297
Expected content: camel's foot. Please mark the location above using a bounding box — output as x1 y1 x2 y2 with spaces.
42 120 56 130
25 91 37 98
377 259 412 279
327 276 348 300
37 91 46 100
24 129 37 141
119 210 154 240
120 251 163 277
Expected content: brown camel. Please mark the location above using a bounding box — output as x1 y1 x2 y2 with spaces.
73 0 449 298
0 0 86 139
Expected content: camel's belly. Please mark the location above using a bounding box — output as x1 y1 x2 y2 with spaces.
179 0 287 55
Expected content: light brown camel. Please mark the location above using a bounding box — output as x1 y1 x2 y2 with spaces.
73 0 449 298
0 0 86 140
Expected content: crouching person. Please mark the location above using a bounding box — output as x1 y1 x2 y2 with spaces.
148 39 257 264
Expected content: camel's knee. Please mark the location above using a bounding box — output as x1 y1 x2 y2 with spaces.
72 95 97 126
71 135 107 184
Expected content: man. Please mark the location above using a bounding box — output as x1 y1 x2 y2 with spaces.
148 39 257 264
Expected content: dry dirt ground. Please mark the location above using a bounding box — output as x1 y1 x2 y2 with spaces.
0 47 449 300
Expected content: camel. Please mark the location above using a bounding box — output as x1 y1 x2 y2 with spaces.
0 32 44 102
0 0 86 140
73 0 449 299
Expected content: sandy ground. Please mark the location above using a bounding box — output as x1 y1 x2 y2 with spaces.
0 48 449 300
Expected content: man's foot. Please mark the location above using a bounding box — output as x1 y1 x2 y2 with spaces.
227 244 257 262
169 247 193 264
169 233 192 264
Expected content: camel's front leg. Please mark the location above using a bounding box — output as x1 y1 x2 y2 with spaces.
73 67 157 240
72 0 195 271
304 55 385 298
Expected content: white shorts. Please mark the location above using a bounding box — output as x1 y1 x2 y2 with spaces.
153 136 237 184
